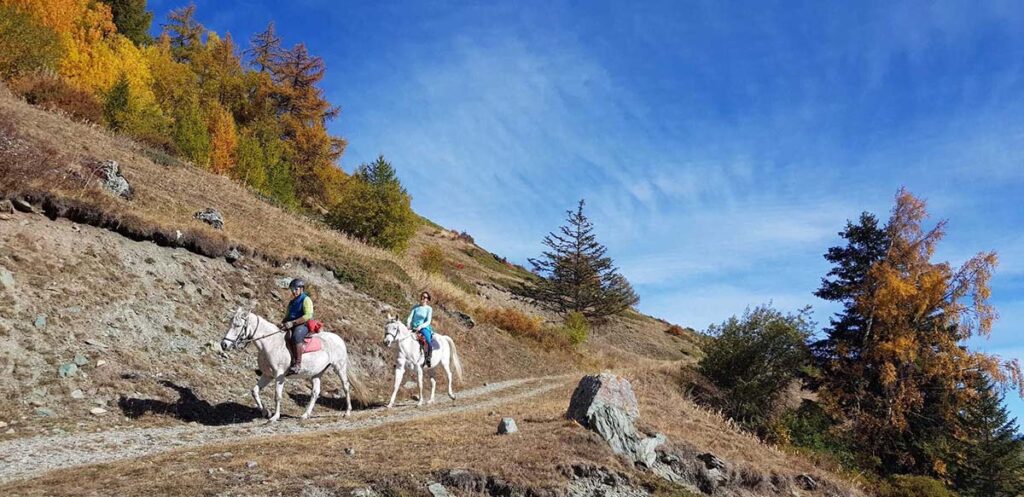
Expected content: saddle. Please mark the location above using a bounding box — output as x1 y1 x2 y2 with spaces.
417 335 441 351
301 336 322 354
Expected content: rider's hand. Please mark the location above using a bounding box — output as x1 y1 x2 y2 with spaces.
281 321 292 330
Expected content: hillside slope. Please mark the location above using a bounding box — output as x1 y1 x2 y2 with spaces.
0 88 862 497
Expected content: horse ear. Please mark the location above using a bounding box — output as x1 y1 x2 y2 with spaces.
386 313 396 322
248 300 258 312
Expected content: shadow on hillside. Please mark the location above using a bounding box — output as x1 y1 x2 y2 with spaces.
287 390 385 411
118 380 263 426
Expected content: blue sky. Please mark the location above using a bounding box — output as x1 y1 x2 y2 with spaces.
151 0 1024 418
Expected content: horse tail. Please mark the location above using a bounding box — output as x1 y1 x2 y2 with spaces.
346 367 370 406
445 335 463 382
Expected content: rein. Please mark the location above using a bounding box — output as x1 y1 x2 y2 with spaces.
225 314 286 347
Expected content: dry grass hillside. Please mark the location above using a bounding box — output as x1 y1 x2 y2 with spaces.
0 84 694 434
0 87 864 497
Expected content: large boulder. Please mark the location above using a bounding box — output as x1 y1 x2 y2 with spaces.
567 373 662 467
97 160 133 199
567 372 640 425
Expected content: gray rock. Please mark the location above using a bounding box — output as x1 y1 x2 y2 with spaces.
73 353 89 366
0 267 13 289
245 461 259 469
452 310 475 329
497 417 518 434
567 373 663 467
0 199 12 214
276 277 293 289
697 452 727 471
351 488 379 497
426 482 450 497
225 247 243 263
33 314 46 329
70 389 85 400
34 407 55 417
796 473 818 490
194 208 224 230
344 447 356 456
12 197 36 213
58 363 78 378
567 372 640 426
97 160 133 199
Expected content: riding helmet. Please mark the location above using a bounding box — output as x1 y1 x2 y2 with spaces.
289 278 305 290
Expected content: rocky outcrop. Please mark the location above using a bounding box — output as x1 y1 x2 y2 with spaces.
567 373 662 467
194 208 224 230
96 160 132 200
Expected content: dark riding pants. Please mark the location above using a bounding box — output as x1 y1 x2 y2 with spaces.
291 323 309 344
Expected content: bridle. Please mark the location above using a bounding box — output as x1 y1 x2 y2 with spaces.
223 313 285 349
383 321 413 345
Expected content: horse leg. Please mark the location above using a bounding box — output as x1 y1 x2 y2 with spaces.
334 362 352 417
444 357 456 400
252 375 272 417
301 376 321 420
416 367 424 407
428 374 437 404
386 367 404 409
269 375 284 422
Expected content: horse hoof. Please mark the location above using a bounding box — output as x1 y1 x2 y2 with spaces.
268 416 280 423
300 414 310 420
344 411 351 418
449 394 456 400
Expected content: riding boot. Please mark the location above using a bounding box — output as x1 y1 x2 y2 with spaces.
424 343 432 369
288 342 305 374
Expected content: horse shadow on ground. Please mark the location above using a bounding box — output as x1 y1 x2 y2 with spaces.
118 380 263 426
287 390 386 411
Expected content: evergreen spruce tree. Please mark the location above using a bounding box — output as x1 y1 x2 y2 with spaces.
103 73 133 131
327 155 416 251
951 375 1024 497
520 199 638 318
100 0 153 46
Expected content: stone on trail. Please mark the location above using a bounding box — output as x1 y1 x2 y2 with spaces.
33 314 46 329
73 353 89 366
70 389 85 400
497 417 518 434
194 208 225 230
276 277 293 289
58 362 78 378
97 160 133 199
34 407 55 417
90 407 107 416
245 461 259 469
0 199 13 214
345 447 356 456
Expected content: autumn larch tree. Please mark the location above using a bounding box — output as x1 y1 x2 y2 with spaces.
816 188 1023 475
520 199 638 318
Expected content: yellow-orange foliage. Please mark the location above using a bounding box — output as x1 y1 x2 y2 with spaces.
208 105 237 174
6 0 157 108
828 188 1022 472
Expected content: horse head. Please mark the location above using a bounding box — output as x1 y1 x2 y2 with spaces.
222 307 251 351
383 317 402 347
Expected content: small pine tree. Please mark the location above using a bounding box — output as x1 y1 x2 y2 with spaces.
100 0 153 46
328 155 416 251
950 375 1024 497
520 199 638 318
161 4 204 63
103 73 132 131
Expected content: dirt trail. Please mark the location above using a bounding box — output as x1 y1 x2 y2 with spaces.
0 375 570 485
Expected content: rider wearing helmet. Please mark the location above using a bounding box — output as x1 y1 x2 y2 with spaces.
406 291 434 368
281 278 314 374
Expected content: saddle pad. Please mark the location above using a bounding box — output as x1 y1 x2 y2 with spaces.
303 336 323 354
430 337 441 350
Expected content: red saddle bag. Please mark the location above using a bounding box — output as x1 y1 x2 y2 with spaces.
307 319 323 334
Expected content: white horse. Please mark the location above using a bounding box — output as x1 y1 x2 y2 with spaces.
382 316 463 408
221 307 356 422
